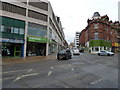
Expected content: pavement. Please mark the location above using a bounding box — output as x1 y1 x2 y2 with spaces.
2 54 57 66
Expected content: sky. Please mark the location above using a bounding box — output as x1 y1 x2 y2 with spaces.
49 0 120 44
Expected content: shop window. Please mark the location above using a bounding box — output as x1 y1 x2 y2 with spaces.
104 47 106 50
14 27 19 34
95 47 99 51
19 28 24 35
92 47 94 51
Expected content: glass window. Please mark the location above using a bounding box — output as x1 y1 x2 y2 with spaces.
6 26 11 33
19 28 24 35
94 32 98 39
14 27 19 34
0 25 5 32
28 26 47 38
94 24 98 29
11 27 14 33
95 47 99 51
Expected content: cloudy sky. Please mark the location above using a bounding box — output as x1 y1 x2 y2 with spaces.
49 0 119 44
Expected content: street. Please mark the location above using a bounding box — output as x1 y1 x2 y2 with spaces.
2 53 118 88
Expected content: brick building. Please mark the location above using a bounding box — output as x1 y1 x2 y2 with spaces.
79 12 120 53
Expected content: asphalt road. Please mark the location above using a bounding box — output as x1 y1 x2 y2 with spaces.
2 53 118 88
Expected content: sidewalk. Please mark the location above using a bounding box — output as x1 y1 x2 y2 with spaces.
2 54 57 66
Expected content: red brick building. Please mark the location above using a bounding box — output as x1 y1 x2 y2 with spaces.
79 12 120 53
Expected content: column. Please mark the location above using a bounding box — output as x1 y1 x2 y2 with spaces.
23 0 28 57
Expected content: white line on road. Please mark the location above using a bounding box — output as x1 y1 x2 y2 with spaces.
48 71 52 76
51 67 54 69
13 73 39 82
2 77 16 80
90 79 103 85
3 69 33 74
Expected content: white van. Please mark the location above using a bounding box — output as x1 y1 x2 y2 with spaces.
73 49 80 55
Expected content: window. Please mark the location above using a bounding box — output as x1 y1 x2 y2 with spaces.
94 24 98 29
2 2 26 16
11 27 14 33
94 32 98 39
14 27 19 34
6 26 11 33
95 47 99 51
0 25 5 32
19 28 24 35
28 10 48 21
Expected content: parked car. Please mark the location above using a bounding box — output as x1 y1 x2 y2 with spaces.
57 50 72 60
79 49 84 53
98 50 114 56
73 49 80 55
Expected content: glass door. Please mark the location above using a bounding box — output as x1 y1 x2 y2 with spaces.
14 45 21 57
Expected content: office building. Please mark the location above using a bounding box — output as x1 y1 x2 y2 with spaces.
74 32 80 48
0 0 66 57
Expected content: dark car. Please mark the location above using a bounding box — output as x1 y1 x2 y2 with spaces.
57 50 72 60
79 49 84 53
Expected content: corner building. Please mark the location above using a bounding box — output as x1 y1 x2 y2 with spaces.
0 0 66 57
79 12 120 53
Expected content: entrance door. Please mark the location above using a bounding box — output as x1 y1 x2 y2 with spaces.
14 45 21 57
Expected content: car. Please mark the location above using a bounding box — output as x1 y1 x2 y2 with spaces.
98 50 114 56
79 49 84 53
73 49 80 55
57 50 72 60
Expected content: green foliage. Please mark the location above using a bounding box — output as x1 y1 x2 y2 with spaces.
89 40 112 47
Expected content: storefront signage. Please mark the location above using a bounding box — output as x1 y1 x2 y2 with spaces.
112 42 119 47
0 38 24 43
28 36 48 43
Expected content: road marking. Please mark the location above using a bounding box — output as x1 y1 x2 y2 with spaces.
28 69 33 72
2 77 16 80
3 69 33 74
13 73 39 82
90 79 103 85
48 71 52 76
13 77 21 82
71 68 74 71
98 79 103 82
51 67 54 69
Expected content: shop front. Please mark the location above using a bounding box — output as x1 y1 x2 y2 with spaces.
89 40 112 53
112 42 119 53
1 38 24 57
27 36 48 56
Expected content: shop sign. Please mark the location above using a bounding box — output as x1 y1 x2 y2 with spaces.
28 36 48 43
9 39 24 43
112 42 119 47
0 38 9 42
0 38 24 43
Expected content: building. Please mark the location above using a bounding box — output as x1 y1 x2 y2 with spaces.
79 12 120 53
0 0 66 57
118 1 120 51
79 29 86 47
74 32 80 48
